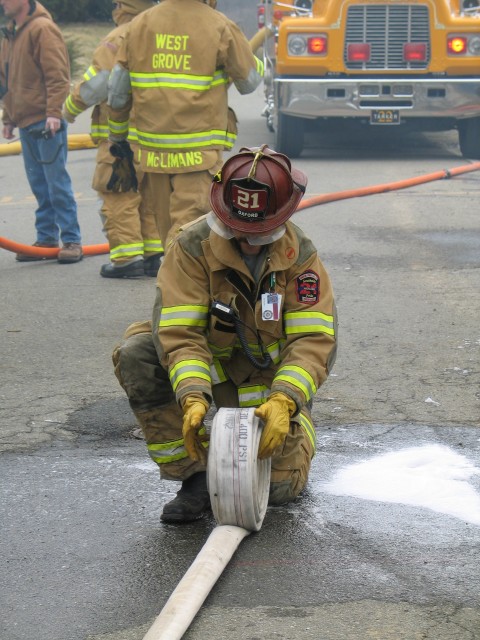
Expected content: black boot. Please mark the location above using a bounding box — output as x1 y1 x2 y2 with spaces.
161 472 210 523
100 258 144 278
144 253 163 277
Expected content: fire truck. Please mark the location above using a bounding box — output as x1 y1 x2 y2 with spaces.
257 0 480 158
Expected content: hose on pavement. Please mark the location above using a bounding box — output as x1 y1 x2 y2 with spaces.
1 160 479 258
142 408 269 640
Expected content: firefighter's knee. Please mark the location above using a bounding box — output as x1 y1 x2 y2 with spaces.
268 464 310 505
268 422 313 505
112 332 172 410
268 479 300 505
113 333 149 386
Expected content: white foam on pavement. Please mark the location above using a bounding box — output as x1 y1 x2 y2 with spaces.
321 444 480 525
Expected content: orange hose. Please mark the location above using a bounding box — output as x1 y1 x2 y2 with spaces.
296 161 480 211
1 160 479 257
0 237 108 257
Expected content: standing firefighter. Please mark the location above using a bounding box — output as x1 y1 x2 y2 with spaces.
107 0 264 253
63 0 164 279
113 145 338 523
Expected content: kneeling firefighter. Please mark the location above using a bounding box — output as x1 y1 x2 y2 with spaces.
113 144 338 523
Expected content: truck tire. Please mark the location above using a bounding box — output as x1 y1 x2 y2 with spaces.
275 113 304 158
458 117 480 159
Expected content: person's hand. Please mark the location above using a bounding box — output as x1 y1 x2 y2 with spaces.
2 123 15 140
182 395 210 464
45 116 62 134
255 392 296 459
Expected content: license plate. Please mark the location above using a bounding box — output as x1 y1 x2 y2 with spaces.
370 109 400 125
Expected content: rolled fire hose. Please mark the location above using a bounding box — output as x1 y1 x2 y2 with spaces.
209 407 271 532
142 408 271 640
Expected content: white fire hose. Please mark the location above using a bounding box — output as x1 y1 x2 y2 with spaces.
142 408 271 640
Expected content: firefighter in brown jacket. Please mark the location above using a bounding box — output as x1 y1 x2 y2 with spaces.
113 145 338 523
63 0 164 278
107 0 264 254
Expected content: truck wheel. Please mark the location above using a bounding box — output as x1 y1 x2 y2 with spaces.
275 113 304 158
458 117 480 159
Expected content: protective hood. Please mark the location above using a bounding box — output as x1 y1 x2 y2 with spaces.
206 213 286 246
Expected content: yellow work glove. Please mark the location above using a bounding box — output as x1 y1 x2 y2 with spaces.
255 392 296 459
182 394 210 465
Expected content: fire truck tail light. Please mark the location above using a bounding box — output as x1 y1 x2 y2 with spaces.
347 43 371 62
308 36 328 54
273 10 285 21
447 36 467 54
403 43 427 62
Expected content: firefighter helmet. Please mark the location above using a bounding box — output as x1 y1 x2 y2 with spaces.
210 145 307 234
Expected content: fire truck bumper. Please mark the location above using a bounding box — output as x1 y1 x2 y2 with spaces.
275 77 480 120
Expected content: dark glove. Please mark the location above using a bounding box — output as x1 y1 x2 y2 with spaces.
107 141 138 193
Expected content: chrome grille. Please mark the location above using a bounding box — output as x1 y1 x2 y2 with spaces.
344 5 430 70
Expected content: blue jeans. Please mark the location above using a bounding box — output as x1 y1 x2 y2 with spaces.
19 120 81 245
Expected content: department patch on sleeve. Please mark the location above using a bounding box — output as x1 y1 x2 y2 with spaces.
296 270 320 304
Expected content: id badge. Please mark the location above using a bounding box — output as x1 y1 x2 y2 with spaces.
261 292 282 321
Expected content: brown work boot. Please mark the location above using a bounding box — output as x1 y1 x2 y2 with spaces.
16 241 58 262
161 472 210 523
57 243 83 264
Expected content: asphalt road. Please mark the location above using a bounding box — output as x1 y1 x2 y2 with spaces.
1 88 479 640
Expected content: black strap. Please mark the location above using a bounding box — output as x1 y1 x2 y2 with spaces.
226 269 256 309
213 320 236 333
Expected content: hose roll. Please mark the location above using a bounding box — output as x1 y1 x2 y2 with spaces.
208 407 271 532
